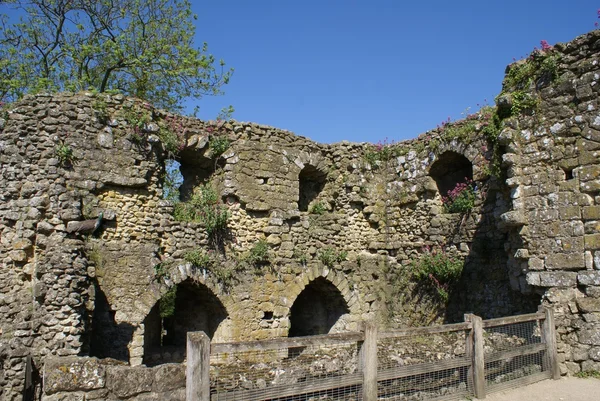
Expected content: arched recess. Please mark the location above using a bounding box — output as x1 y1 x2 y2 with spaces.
429 151 473 197
298 165 327 212
143 279 228 365
288 277 351 337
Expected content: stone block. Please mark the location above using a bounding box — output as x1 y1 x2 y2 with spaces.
106 366 153 398
577 297 600 313
559 206 581 220
590 347 600 361
546 253 585 270
579 271 600 286
528 257 544 270
583 206 600 220
572 345 590 361
538 272 578 287
44 357 106 395
585 234 600 250
152 364 185 393
578 326 600 345
581 360 600 372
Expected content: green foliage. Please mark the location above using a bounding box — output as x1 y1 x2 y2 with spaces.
153 262 170 281
209 136 231 158
183 248 212 268
309 201 327 215
574 370 600 379
241 239 270 270
441 120 477 142
292 249 308 265
363 139 407 169
55 139 74 167
412 247 463 302
159 286 177 318
173 184 229 245
0 0 232 111
318 247 348 267
442 180 476 214
504 50 559 92
92 98 109 123
511 91 539 115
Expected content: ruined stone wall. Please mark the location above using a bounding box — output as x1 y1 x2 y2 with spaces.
498 31 600 374
1 29 599 401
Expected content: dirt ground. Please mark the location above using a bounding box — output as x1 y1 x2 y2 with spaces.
469 377 600 401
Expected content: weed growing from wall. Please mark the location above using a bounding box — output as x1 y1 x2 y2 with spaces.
412 247 463 302
309 201 327 215
442 179 476 214
173 184 229 248
183 248 239 289
318 247 348 268
209 136 230 158
55 136 75 167
159 286 177 318
363 138 407 169
245 239 270 266
119 102 185 156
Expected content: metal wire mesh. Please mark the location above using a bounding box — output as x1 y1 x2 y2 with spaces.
210 340 362 401
376 329 472 400
483 318 550 393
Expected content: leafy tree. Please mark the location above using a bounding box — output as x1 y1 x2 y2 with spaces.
0 0 232 110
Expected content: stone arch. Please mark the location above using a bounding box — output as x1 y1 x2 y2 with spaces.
294 152 329 212
285 267 358 336
142 277 229 366
429 151 473 197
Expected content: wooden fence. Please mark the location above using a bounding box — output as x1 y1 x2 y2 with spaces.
187 306 559 401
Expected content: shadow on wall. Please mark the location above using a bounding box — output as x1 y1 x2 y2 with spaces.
444 177 541 322
289 277 350 337
89 281 135 361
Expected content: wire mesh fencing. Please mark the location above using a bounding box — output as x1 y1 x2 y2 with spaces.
482 313 552 394
377 324 472 401
186 308 559 401
209 333 364 401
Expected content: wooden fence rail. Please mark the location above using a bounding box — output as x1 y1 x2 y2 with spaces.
186 307 559 401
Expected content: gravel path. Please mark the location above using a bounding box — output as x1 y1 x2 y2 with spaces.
471 377 600 401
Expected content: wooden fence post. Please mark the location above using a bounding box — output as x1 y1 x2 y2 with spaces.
541 306 561 379
360 321 378 401
187 331 211 401
465 314 486 399
464 314 474 392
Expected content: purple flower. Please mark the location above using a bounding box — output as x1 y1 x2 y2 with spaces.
540 40 552 51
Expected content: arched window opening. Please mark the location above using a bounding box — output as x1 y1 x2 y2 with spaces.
298 165 327 212
177 149 215 201
289 277 349 337
89 282 134 361
429 152 473 197
143 280 227 366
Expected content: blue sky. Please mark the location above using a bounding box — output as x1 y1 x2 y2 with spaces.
190 0 599 144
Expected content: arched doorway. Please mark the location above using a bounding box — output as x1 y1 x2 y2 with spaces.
143 279 227 365
289 277 350 337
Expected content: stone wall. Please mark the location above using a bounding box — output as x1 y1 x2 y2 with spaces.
498 31 600 374
43 357 185 400
0 29 598 401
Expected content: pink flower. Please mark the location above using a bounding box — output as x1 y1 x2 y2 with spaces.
540 40 552 51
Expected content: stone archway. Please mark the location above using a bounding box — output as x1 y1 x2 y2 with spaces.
289 277 350 337
285 267 358 336
429 151 473 197
142 279 228 366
